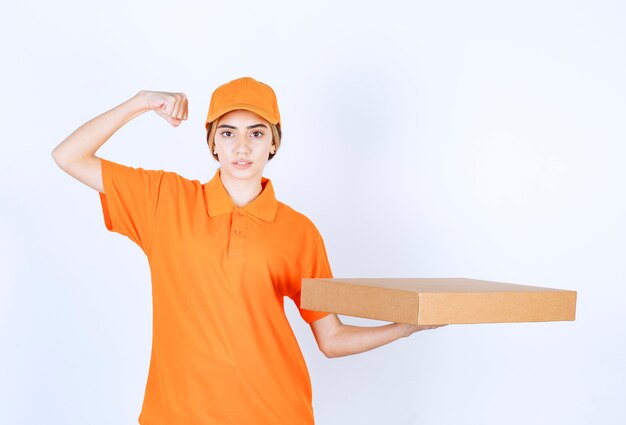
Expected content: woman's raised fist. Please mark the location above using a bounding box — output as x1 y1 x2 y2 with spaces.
140 90 188 127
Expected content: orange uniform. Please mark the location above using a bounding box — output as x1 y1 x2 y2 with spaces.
97 157 332 424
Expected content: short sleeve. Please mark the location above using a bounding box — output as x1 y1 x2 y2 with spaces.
97 157 165 253
289 229 334 324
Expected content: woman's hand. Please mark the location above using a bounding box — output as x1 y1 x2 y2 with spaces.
140 90 189 127
397 323 447 338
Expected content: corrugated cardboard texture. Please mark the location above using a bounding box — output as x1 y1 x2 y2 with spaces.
301 278 577 325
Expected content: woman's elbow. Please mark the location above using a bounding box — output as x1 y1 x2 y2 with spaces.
321 347 338 359
319 340 344 358
311 314 344 359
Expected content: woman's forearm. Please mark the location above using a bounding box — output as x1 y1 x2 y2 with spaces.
51 91 149 165
327 322 444 358
326 323 405 358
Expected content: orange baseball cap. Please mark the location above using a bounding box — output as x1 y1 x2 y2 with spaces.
205 76 281 130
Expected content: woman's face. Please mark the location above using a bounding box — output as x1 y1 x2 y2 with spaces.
213 109 275 183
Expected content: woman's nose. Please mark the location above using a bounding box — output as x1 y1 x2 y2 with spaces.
234 138 250 154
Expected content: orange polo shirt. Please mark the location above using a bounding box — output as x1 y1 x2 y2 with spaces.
97 157 332 425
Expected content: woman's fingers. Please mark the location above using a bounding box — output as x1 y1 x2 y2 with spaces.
170 93 187 120
172 97 182 119
397 323 448 337
181 97 189 120
175 95 188 120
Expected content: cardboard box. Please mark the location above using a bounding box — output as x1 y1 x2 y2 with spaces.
301 278 577 325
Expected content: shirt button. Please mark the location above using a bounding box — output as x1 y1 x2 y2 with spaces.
234 229 241 235
237 211 245 217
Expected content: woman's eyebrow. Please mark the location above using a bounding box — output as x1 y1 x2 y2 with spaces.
217 123 268 130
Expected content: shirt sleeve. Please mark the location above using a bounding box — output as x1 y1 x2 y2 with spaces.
289 229 333 324
97 157 166 254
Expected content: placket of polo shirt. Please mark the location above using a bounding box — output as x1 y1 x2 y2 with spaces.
228 207 248 257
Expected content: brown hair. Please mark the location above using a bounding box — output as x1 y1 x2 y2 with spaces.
206 120 282 162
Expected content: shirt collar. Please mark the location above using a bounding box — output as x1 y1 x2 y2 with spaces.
203 169 278 222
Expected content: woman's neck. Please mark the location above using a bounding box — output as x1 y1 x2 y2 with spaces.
219 172 263 207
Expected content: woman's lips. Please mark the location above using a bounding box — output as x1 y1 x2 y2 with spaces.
233 160 252 169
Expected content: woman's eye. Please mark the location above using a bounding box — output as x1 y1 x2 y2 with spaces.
221 131 233 137
252 131 264 138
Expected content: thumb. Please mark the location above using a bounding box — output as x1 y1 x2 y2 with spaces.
146 96 167 111
155 108 181 127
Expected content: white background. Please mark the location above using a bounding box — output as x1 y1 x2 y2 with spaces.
1 1 625 424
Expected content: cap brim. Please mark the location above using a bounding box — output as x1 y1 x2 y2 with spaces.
206 103 280 129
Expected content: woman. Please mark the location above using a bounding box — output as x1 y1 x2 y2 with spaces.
52 76 442 424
